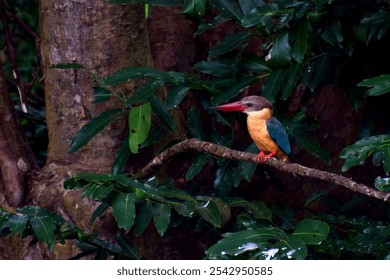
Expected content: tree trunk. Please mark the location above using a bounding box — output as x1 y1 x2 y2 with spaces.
21 1 151 259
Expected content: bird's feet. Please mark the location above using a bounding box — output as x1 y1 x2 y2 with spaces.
257 151 276 163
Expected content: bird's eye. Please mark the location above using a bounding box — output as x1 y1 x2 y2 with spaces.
247 103 253 107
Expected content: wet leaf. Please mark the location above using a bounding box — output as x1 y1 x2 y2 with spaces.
274 235 307 260
266 32 291 68
174 201 197 217
197 200 221 228
293 219 329 245
69 109 125 153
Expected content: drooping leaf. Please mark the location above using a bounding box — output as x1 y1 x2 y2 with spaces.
197 200 221 228
206 228 285 259
261 69 288 102
114 232 141 259
112 135 131 175
8 214 29 234
153 203 171 236
266 32 291 68
182 0 206 20
211 0 243 22
186 154 211 180
93 87 112 103
281 63 303 100
69 109 125 153
187 107 203 139
293 219 330 245
134 201 153 236
148 95 176 131
128 102 152 153
239 143 259 182
126 80 164 105
340 135 390 172
208 31 251 59
358 74 390 97
291 21 310 63
211 76 260 105
30 216 56 250
195 14 232 36
166 86 190 109
90 202 110 223
111 192 136 232
240 54 271 74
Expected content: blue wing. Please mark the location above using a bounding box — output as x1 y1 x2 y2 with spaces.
266 117 291 155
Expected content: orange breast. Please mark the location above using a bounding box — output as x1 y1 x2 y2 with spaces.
246 111 289 161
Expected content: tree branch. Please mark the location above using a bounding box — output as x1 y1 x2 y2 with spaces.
138 138 390 202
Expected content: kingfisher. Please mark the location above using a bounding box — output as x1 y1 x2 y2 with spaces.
214 95 291 163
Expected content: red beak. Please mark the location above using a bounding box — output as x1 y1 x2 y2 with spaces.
213 101 246 112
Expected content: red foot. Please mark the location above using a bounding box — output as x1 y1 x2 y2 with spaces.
257 151 276 163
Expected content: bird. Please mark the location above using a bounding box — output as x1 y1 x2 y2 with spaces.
213 95 291 163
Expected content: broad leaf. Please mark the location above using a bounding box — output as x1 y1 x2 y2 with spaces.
239 143 259 182
153 203 171 236
274 235 307 260
112 135 131 175
186 154 211 180
197 200 221 227
174 201 197 217
30 216 56 250
291 21 310 63
194 61 233 77
241 4 278 28
166 86 190 109
187 107 203 139
129 102 152 153
111 192 136 232
69 109 125 153
238 0 264 15
8 214 28 234
134 201 153 236
358 74 390 97
208 31 251 59
266 32 291 68
148 95 176 131
281 63 303 100
211 0 243 22
114 232 141 259
293 219 329 245
126 80 164 105
261 69 288 102
183 0 206 20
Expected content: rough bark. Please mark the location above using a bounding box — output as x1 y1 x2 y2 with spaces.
24 0 151 259
0 64 38 208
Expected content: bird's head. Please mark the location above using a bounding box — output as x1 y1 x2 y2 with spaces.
213 95 273 114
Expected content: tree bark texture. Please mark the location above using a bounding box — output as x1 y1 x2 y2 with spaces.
23 1 151 259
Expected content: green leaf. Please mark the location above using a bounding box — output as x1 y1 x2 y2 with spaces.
266 32 291 68
197 200 221 227
358 74 390 97
50 63 84 69
241 4 278 28
8 214 28 234
194 61 233 77
166 86 190 109
302 55 330 92
340 135 390 172
281 63 303 100
239 143 259 182
211 76 260 105
153 203 171 236
129 102 152 153
208 31 251 59
126 80 164 105
30 216 56 250
186 154 211 180
291 21 310 63
158 185 194 201
238 0 264 15
261 69 288 103
320 20 343 47
240 54 271 74
112 135 131 175
69 109 125 153
174 201 197 217
92 87 112 103
211 0 243 22
195 14 231 36
148 95 176 131
183 0 206 20
304 190 327 206
90 203 110 223
374 177 390 192
275 235 307 260
246 201 272 221
206 228 285 259
293 219 329 245
111 192 136 232
187 107 203 139
134 201 153 236
114 232 141 259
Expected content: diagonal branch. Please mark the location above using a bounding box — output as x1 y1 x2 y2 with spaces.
138 138 390 202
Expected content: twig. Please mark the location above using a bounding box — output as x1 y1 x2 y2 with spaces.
138 138 390 202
